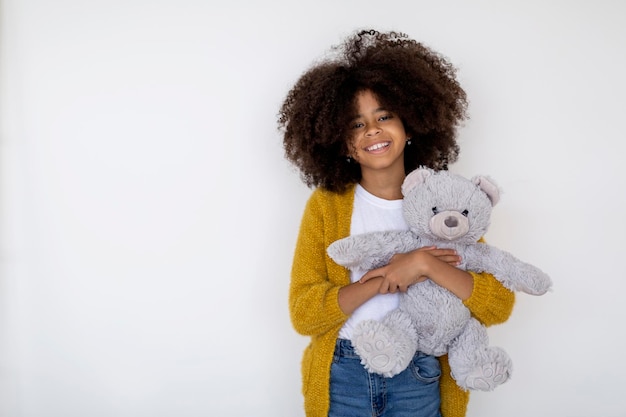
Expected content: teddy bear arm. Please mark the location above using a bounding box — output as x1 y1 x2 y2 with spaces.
327 230 418 270
463 243 552 295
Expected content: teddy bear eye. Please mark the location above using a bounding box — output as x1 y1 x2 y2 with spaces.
461 209 469 217
432 207 439 214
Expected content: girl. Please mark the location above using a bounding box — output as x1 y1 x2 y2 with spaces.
278 29 515 417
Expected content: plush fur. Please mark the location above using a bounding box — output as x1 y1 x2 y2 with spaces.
327 167 552 391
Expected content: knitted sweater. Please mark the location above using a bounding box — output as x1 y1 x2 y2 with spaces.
289 184 516 417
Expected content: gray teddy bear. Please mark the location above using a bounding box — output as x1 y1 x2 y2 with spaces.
326 167 552 391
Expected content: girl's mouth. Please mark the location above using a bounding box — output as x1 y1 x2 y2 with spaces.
365 142 391 152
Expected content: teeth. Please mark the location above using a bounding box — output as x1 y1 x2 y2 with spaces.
366 142 390 151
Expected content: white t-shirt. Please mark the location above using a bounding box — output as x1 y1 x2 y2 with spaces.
337 184 408 340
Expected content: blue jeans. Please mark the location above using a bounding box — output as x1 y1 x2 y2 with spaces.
329 339 442 417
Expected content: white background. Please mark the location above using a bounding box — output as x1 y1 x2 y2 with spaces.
1 1 625 416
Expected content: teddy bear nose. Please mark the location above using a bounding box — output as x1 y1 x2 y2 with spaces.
445 217 458 228
429 210 470 241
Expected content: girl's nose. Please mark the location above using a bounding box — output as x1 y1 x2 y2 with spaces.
365 124 382 136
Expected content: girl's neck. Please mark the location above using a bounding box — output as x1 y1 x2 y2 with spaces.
359 171 405 200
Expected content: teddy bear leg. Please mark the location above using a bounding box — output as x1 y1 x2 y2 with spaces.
448 318 512 391
351 309 418 378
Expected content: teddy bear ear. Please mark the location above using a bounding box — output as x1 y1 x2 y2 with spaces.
472 175 501 206
402 166 433 196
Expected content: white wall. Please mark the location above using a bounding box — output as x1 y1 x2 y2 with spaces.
1 1 625 416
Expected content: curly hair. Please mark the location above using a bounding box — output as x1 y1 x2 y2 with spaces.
278 29 469 192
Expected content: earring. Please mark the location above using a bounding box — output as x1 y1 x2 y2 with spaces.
406 137 412 145
346 156 352 163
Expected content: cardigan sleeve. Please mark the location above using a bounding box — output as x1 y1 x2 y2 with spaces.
463 271 515 326
462 237 515 326
289 191 349 337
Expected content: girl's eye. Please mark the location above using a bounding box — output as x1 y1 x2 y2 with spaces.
379 114 392 121
462 210 469 217
352 122 364 129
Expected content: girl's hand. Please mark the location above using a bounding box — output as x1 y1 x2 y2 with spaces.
359 246 460 294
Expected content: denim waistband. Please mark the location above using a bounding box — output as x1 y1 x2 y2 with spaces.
334 338 432 361
334 338 361 359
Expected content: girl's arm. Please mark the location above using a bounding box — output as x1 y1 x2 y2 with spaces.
339 246 463 315
359 248 469 298
337 277 384 315
360 247 515 325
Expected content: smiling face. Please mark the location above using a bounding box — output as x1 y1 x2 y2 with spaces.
348 90 409 182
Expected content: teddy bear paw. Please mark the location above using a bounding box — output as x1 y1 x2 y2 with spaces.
352 322 415 378
359 337 396 371
463 361 510 391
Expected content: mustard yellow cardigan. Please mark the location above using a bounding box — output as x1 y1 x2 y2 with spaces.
289 184 515 417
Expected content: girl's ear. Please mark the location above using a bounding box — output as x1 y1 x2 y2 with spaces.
402 166 432 196
472 175 501 206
